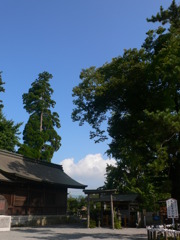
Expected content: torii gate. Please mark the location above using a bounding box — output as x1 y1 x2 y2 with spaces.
83 189 117 229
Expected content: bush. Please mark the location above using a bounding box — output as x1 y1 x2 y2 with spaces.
89 219 96 228
114 214 121 229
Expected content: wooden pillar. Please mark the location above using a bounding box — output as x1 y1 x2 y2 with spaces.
110 194 114 229
101 202 104 227
124 216 127 227
153 230 157 239
87 194 90 228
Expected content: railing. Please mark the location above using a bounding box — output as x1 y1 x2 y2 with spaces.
147 226 180 240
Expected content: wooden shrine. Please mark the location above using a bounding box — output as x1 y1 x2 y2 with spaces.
0 150 86 216
83 189 139 228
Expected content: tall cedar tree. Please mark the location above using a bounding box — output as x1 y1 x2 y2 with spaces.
0 72 21 152
72 0 180 209
18 71 61 162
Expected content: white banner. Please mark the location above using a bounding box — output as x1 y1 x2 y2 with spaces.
166 198 179 219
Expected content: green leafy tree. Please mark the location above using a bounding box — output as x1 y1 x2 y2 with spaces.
0 112 22 152
67 195 86 215
0 72 21 152
141 0 180 205
18 71 61 162
72 1 180 207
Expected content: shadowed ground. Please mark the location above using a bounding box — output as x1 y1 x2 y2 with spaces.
0 225 147 240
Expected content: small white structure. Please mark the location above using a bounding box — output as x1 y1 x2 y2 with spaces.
0 215 11 231
0 195 11 231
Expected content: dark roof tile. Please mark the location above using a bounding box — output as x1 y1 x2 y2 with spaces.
0 150 87 189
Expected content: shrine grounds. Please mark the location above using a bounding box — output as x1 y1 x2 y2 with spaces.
0 225 147 240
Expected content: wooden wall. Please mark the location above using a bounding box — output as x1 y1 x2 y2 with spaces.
0 182 67 215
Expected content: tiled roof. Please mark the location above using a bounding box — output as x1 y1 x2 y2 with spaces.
0 150 86 189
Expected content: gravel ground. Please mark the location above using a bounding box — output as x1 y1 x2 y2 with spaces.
0 226 147 240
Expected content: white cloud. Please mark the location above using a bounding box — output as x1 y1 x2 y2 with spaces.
59 154 116 196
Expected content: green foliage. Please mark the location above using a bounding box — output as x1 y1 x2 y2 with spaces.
114 212 121 229
72 1 180 208
160 237 180 240
0 72 22 152
89 219 96 228
67 195 86 215
0 112 22 152
67 196 79 215
18 71 61 162
156 235 180 240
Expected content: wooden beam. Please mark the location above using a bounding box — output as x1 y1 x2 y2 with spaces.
84 189 116 195
87 194 90 228
110 194 114 229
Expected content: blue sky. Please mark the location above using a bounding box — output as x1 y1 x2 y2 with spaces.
0 0 174 192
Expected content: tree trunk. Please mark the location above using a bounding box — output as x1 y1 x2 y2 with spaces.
40 111 43 132
170 159 180 209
